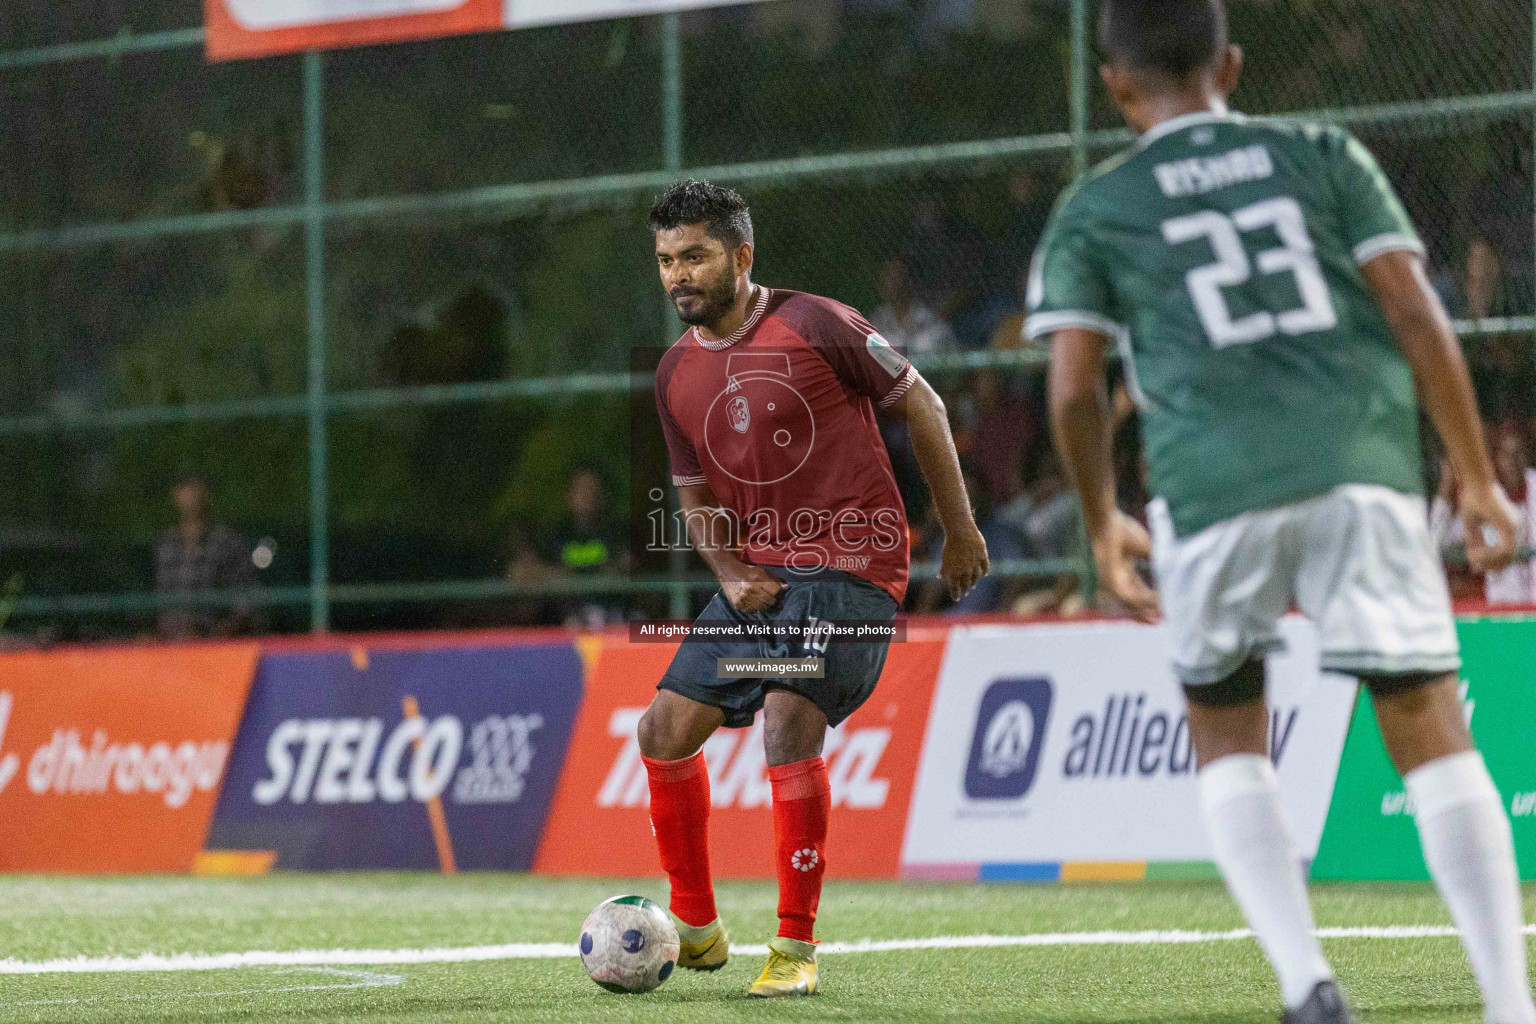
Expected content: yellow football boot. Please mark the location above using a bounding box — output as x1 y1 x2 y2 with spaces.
747 936 817 998
675 917 730 972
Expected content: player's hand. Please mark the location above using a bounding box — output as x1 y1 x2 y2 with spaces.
941 521 990 602
720 563 787 614
1458 480 1519 573
1091 511 1161 625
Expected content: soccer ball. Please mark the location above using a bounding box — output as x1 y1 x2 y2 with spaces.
578 895 680 994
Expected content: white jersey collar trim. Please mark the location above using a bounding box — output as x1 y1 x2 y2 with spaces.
693 286 772 351
1138 108 1241 148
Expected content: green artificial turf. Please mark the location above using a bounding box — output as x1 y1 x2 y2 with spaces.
0 874 1529 1023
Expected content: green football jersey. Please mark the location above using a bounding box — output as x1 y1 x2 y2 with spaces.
1026 110 1425 537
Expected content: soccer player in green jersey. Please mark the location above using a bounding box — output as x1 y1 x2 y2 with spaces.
1033 1 1535 1022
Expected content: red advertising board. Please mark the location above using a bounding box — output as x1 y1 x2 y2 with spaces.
534 630 947 879
0 644 258 872
204 0 502 62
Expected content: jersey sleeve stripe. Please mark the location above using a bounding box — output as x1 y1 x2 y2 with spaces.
1024 310 1124 341
877 362 918 409
672 474 707 487
1352 232 1424 266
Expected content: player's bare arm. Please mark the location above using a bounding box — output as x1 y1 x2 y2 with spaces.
1362 250 1519 572
676 481 785 613
886 374 989 600
1046 327 1160 624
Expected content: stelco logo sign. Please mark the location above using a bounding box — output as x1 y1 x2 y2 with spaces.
0 692 229 809
251 713 543 807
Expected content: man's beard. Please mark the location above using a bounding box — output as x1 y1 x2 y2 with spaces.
671 266 737 328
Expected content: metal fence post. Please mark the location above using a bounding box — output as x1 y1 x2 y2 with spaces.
662 12 691 620
1070 0 1089 178
304 51 331 632
663 12 683 174
1068 0 1099 606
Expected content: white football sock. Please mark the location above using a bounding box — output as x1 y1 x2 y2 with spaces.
1200 753 1333 1009
1407 751 1536 1024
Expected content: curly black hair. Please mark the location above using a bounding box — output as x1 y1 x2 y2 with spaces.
648 179 754 249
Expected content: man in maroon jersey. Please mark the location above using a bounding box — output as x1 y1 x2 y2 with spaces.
636 180 988 997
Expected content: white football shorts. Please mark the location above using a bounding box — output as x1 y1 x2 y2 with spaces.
1149 483 1460 687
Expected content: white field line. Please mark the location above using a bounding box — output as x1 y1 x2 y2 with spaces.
0 967 403 1008
1 925 1531 976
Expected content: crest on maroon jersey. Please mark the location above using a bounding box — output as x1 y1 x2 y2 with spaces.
703 352 816 486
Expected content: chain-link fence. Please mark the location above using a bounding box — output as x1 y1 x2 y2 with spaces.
0 0 1531 641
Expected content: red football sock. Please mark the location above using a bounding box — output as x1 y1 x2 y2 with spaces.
643 752 717 928
769 757 831 943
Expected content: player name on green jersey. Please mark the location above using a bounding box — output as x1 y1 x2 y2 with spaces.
1027 111 1425 537
1154 143 1274 198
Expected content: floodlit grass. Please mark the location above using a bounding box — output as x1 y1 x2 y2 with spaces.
0 874 1529 1023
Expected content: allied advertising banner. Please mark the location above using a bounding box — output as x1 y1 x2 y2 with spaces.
534 630 947 879
206 0 773 61
901 619 1358 879
1312 617 1536 880
206 642 582 870
0 644 257 872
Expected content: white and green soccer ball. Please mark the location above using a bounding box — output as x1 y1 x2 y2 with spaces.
578 895 681 994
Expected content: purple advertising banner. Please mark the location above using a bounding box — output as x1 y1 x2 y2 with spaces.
206 643 583 870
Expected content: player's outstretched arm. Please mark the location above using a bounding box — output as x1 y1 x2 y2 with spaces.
1362 250 1519 573
885 373 989 601
676 482 785 613
1047 327 1160 624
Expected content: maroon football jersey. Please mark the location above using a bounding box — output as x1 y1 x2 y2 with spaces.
655 288 916 603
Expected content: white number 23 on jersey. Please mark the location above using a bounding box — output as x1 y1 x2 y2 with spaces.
1162 196 1337 348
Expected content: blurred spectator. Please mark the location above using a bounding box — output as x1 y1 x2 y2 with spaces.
538 468 630 627
909 466 1025 614
991 166 1054 296
1429 458 1485 603
1466 334 1536 427
1465 134 1533 320
870 256 958 356
958 369 1036 510
1431 429 1536 604
997 447 1085 616
502 522 555 626
902 194 987 331
155 475 257 640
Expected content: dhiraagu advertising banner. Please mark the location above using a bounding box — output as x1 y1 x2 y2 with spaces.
1312 616 1536 880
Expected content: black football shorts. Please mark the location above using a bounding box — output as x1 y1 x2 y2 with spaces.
658 565 898 728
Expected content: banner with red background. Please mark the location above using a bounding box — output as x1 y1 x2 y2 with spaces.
204 0 772 61
534 628 947 879
0 644 258 872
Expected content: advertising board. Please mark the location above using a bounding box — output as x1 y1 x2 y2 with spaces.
206 642 582 870
534 630 946 878
0 644 257 872
901 619 1357 880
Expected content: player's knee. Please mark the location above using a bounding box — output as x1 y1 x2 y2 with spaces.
763 691 827 767
637 703 700 761
1183 659 1270 768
